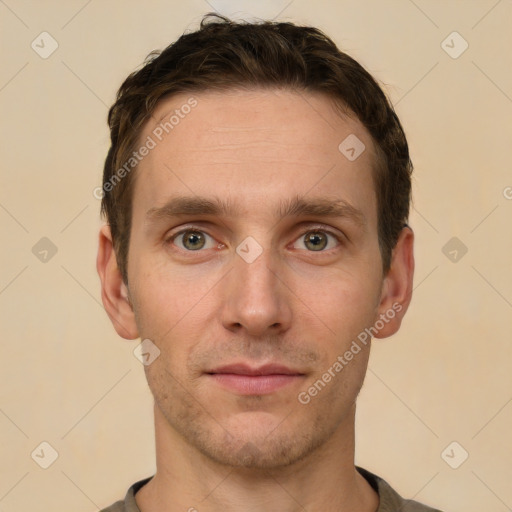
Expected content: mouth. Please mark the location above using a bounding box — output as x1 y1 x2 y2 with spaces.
205 363 305 395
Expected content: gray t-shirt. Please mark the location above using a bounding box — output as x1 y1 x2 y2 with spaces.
100 466 444 511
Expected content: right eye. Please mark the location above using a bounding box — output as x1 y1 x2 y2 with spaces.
169 229 217 251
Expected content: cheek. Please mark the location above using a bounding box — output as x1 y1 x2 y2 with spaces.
129 263 225 380
129 253 216 334
290 265 382 340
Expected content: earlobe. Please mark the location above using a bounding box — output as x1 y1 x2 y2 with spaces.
373 226 415 339
96 224 139 340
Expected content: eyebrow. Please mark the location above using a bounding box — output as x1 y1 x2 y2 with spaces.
145 195 366 229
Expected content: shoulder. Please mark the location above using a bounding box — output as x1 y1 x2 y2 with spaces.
99 476 153 512
356 467 445 512
100 500 125 512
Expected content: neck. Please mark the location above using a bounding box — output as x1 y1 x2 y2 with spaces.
135 402 378 512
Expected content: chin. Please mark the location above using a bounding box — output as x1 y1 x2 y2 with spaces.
192 418 325 470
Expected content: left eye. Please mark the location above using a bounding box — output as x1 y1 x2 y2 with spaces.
292 230 340 251
171 230 217 251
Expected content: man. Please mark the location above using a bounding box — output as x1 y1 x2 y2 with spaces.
96 13 443 512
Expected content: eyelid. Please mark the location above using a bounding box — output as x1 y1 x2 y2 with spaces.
289 225 345 252
295 223 346 242
165 222 213 240
165 226 218 250
163 222 346 250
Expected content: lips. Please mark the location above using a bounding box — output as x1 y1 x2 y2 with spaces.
206 363 305 395
207 363 303 376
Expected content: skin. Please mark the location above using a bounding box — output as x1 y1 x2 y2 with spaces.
97 88 414 512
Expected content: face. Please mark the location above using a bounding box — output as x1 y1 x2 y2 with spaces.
101 88 411 470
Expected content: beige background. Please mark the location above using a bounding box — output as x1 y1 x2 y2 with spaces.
1 1 511 511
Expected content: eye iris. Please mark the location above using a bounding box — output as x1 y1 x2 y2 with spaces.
305 232 327 251
183 231 205 250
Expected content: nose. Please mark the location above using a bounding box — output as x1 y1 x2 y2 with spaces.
220 248 292 337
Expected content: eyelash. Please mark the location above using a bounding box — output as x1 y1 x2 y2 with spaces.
165 226 344 252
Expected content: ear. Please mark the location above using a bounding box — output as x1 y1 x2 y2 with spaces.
96 224 139 340
373 226 414 339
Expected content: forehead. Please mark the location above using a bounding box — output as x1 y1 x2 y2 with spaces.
132 88 378 226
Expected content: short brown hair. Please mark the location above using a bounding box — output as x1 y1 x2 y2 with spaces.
101 13 412 284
